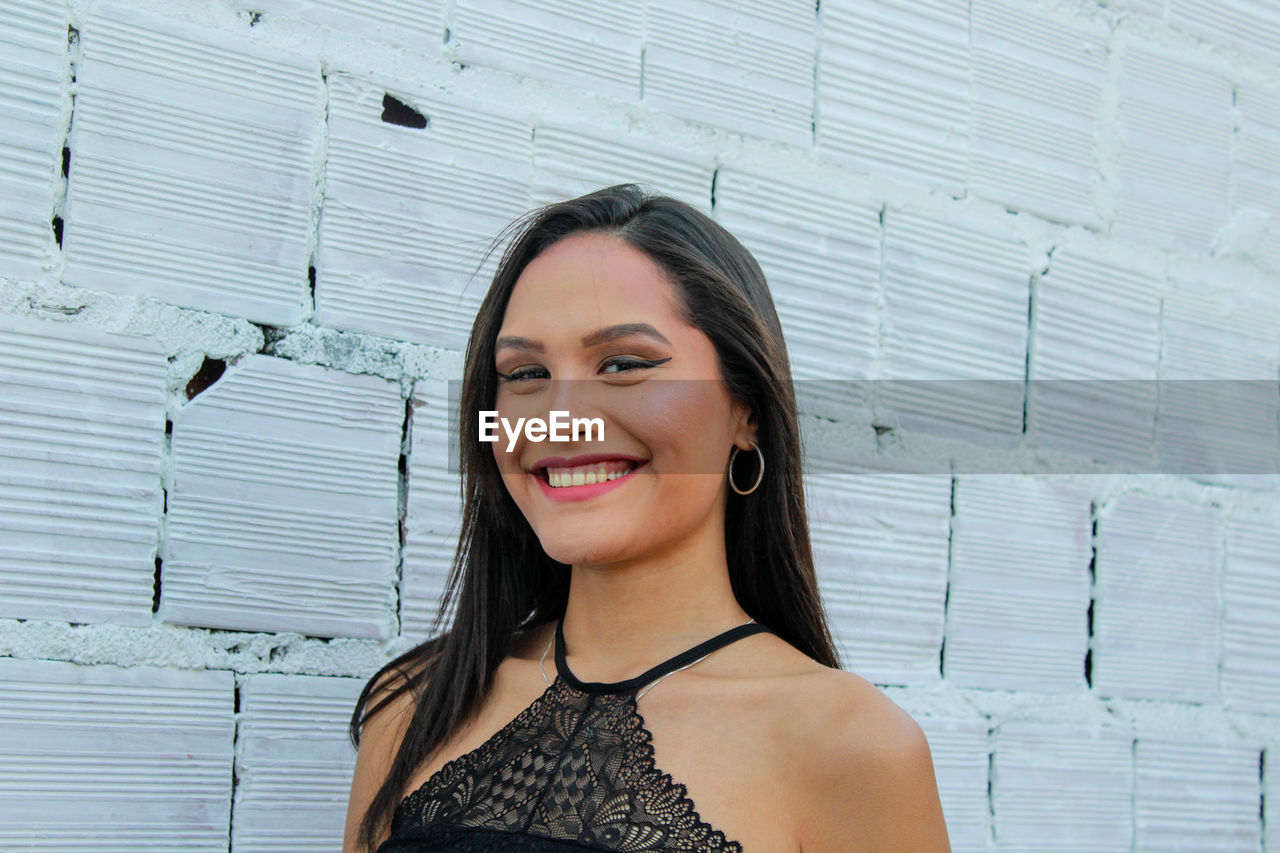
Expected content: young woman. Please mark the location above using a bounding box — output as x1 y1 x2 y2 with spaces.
343 184 951 852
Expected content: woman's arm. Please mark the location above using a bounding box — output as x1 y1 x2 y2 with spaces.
343 671 418 853
797 673 952 853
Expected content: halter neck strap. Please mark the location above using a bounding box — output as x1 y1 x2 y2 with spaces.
552 619 773 695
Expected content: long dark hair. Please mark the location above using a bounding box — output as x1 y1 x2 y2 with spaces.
347 183 839 852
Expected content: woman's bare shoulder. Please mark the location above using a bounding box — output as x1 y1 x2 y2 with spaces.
343 663 427 853
742 641 913 745
770 663 951 852
698 630 946 851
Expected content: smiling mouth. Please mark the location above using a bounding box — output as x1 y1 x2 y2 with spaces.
539 459 639 488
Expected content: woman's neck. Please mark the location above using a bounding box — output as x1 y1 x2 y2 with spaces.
557 524 751 683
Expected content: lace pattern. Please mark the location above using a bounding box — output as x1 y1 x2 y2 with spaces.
385 678 744 852
379 826 633 852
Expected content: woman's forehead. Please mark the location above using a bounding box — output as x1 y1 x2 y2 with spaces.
504 233 682 326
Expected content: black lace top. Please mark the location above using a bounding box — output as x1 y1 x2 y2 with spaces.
378 619 776 852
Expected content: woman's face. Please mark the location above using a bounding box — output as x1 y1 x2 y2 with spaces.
490 231 753 568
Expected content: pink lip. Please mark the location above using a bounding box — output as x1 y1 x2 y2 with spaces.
531 459 649 503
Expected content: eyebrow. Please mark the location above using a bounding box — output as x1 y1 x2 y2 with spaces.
495 323 672 354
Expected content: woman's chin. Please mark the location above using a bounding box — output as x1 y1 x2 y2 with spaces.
537 535 640 569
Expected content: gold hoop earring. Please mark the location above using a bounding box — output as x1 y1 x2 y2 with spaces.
728 444 764 496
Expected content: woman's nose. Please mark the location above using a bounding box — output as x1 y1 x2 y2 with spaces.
546 378 605 426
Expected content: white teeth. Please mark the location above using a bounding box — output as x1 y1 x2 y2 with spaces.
543 460 637 488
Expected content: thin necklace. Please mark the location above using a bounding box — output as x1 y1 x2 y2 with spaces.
538 619 757 700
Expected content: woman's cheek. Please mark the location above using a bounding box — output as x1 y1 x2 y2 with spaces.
623 381 731 475
491 439 534 515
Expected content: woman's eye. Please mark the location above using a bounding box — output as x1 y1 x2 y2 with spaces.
601 356 671 374
497 365 549 382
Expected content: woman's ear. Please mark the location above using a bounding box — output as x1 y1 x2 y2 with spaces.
731 399 758 450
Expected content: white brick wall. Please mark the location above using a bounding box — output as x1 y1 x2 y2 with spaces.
645 0 814 145
818 0 971 194
1093 494 1222 701
0 1 66 282
1237 80 1280 269
808 467 951 686
1026 242 1163 467
1111 38 1236 253
1158 282 1280 483
530 122 714 209
317 73 530 348
944 477 1092 691
879 207 1032 440
161 354 403 639
1168 0 1280 66
62 3 321 325
1134 737 1262 851
969 0 1109 227
232 673 364 852
401 376 463 640
453 0 643 100
1 0 1278 849
1268 749 1280 853
714 167 880 418
992 721 1134 851
917 716 990 853
1223 516 1280 713
0 311 167 626
0 658 234 851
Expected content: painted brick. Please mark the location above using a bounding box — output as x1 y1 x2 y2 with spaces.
1113 42 1233 253
917 716 989 853
452 0 643 100
645 0 814 146
1092 494 1221 701
1114 0 1167 17
1157 285 1280 483
944 477 1092 691
1222 516 1280 713
1237 81 1280 271
969 0 1106 226
0 312 166 626
531 123 713 212
818 0 970 195
61 4 320 325
1169 0 1280 65
1027 248 1162 469
232 672 365 852
239 0 445 49
1267 749 1279 853
0 658 233 851
712 168 879 419
1134 737 1262 851
807 469 950 685
161 354 402 638
0 0 66 281
401 377 462 641
992 721 1133 852
317 74 530 350
879 209 1030 441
